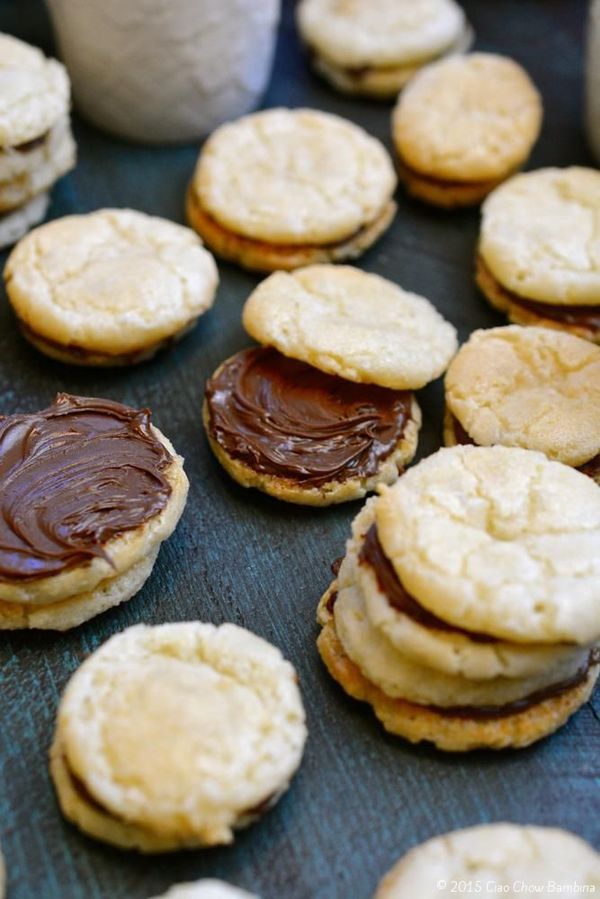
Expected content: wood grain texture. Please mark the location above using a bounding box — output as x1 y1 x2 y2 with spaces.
0 1 598 897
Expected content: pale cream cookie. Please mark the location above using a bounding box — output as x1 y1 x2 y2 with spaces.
444 326 600 467
374 824 600 897
242 265 458 389
150 883 259 899
0 115 75 214
334 581 588 709
0 191 48 251
187 108 397 272
393 54 542 207
478 168 600 342
50 622 307 851
317 613 598 752
376 445 600 644
351 499 587 681
297 0 473 99
5 209 218 366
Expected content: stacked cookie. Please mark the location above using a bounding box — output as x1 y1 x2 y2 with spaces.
477 167 600 343
4 208 218 366
297 0 473 99
151 882 258 899
444 326 600 483
50 622 307 851
0 33 75 248
392 53 542 207
204 265 457 505
318 445 600 751
186 108 397 272
374 824 600 897
0 394 188 630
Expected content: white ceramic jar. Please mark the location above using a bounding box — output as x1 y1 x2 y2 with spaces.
586 0 600 162
46 0 281 144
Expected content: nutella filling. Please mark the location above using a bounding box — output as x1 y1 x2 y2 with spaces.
479 256 600 334
12 132 48 153
0 394 173 581
205 347 413 488
359 524 496 643
449 410 600 478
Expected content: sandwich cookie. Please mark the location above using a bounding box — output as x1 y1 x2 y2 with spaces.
374 824 600 897
204 265 457 505
392 53 542 207
186 108 397 272
0 394 188 630
150 882 258 899
4 208 218 366
297 0 473 100
317 445 600 751
444 326 600 484
50 622 307 851
0 33 76 247
477 167 600 343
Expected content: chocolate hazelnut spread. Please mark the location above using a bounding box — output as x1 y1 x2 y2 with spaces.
0 394 172 581
359 524 496 643
205 347 413 488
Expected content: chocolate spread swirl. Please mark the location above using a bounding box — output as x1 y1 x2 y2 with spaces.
359 525 496 643
0 394 172 581
205 347 412 488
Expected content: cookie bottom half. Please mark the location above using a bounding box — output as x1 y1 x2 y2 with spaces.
0 192 48 250
203 396 421 507
476 255 600 345
0 547 159 631
186 188 397 273
317 614 598 752
397 158 506 208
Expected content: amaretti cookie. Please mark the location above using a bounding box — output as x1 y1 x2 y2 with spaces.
4 208 218 366
477 167 600 343
444 326 600 483
392 53 542 207
0 33 76 247
186 108 397 272
50 621 307 851
374 824 600 897
317 445 600 751
204 265 457 505
0 394 188 630
297 0 473 100
151 882 258 899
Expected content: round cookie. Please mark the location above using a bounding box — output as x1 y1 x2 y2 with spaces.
374 824 600 897
393 53 542 207
0 33 70 147
50 622 307 851
444 326 600 469
4 209 218 366
0 191 48 251
376 445 600 645
150 882 258 899
477 168 600 343
318 614 599 752
0 394 188 630
350 498 587 681
242 266 458 389
0 115 75 214
297 0 472 99
187 108 397 272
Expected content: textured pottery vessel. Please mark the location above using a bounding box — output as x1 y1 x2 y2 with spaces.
46 0 281 144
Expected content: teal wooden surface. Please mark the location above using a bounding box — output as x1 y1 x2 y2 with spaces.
0 2 598 897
